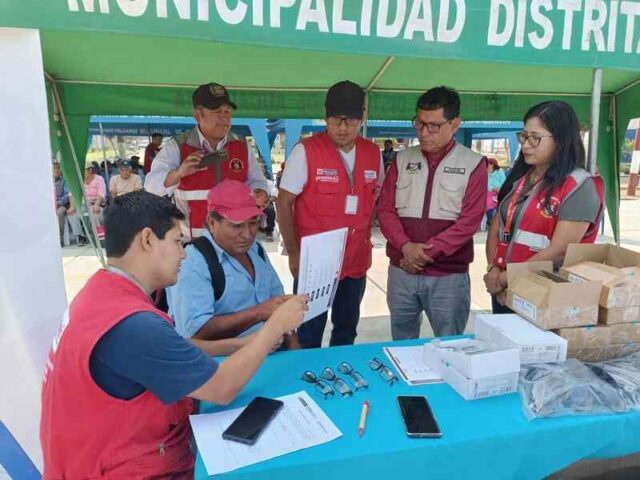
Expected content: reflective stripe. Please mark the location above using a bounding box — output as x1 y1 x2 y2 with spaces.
513 230 551 252
174 189 209 201
191 228 207 238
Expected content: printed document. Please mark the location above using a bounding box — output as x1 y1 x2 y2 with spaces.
384 346 443 385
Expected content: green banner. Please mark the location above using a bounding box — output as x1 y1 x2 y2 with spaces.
2 0 640 71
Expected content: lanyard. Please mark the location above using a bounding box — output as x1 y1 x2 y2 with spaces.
502 173 541 239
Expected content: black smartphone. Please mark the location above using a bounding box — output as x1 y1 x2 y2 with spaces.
222 397 284 445
199 150 228 168
397 396 442 438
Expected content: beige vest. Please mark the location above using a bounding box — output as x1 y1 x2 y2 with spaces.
395 143 483 221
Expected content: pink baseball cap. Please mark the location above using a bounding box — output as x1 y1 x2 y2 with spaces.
206 179 264 222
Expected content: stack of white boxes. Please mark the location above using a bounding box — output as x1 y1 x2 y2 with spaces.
423 338 520 401
474 314 568 364
423 314 569 401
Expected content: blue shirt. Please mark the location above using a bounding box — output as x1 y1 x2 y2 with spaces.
168 230 284 338
89 311 218 405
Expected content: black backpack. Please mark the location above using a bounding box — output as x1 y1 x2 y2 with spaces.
154 237 267 313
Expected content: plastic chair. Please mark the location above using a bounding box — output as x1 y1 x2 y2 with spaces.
0 422 41 480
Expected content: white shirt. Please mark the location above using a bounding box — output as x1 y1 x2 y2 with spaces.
279 142 385 195
145 127 269 197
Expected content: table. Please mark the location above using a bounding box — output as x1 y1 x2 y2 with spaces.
195 339 640 479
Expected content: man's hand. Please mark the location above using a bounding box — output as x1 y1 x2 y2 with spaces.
259 294 294 321
177 151 207 179
288 251 300 278
401 242 434 270
496 290 507 306
399 257 421 274
254 189 269 209
267 295 308 336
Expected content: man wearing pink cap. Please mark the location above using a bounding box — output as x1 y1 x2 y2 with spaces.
168 180 298 348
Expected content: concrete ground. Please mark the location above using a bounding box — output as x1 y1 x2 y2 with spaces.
59 194 640 479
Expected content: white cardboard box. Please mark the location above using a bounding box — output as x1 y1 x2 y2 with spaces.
440 362 520 401
474 314 568 364
422 338 520 379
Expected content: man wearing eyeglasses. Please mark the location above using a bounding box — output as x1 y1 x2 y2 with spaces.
145 82 269 239
276 80 385 349
378 86 488 339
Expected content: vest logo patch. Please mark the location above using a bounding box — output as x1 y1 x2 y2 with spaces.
406 162 422 174
229 158 244 172
444 167 466 175
364 170 377 182
316 168 339 183
537 196 561 219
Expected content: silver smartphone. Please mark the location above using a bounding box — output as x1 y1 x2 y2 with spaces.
397 395 442 438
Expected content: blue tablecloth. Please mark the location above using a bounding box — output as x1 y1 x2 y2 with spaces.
195 339 640 480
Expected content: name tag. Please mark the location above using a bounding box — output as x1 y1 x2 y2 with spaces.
364 170 377 181
406 162 422 174
444 166 466 175
316 168 339 183
345 195 358 215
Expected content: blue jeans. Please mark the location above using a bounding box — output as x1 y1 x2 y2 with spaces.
296 276 367 349
387 265 470 340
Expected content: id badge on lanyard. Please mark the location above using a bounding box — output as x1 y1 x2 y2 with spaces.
345 195 358 215
494 175 537 267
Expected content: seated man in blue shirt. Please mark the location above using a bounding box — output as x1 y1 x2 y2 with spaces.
168 179 299 348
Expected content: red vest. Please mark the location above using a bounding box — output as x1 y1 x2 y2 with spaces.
40 269 195 480
494 169 605 267
176 130 249 237
295 132 380 279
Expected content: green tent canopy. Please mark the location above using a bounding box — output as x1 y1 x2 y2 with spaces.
3 0 640 239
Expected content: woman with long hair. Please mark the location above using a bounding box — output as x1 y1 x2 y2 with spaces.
484 101 605 313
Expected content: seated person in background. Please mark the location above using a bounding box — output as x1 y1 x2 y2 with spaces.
40 191 306 479
53 162 70 247
110 159 143 199
168 179 299 349
68 163 107 243
260 179 277 242
486 157 506 224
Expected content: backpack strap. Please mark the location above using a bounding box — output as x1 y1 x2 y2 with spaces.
190 237 226 302
256 242 266 262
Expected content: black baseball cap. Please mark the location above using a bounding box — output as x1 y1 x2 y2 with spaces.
325 80 365 119
117 159 132 169
192 83 237 110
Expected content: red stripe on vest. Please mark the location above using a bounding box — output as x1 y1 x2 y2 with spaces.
295 132 380 279
494 171 604 267
178 139 249 235
40 270 195 480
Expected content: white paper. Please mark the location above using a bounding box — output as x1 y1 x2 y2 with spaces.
383 346 443 385
298 228 347 321
190 391 342 476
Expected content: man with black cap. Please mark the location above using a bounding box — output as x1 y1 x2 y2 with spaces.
146 83 269 239
276 80 385 349
109 158 143 199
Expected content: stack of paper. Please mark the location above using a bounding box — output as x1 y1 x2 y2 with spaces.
383 346 442 385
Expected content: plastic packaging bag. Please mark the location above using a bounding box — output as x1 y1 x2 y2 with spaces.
585 351 640 409
519 359 629 420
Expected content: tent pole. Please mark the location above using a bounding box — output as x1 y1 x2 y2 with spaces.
588 68 603 175
46 72 106 266
98 122 111 192
612 94 620 246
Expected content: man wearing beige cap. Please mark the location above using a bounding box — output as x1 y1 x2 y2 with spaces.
168 179 298 348
146 82 269 238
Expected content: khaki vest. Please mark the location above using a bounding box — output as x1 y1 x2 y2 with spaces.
395 143 483 221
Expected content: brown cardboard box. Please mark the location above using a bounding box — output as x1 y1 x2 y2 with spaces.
554 323 640 362
561 244 640 308
599 306 640 325
506 262 602 330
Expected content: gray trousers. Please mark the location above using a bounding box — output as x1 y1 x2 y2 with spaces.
387 265 470 340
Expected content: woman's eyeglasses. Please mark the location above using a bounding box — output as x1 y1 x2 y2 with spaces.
516 131 553 148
